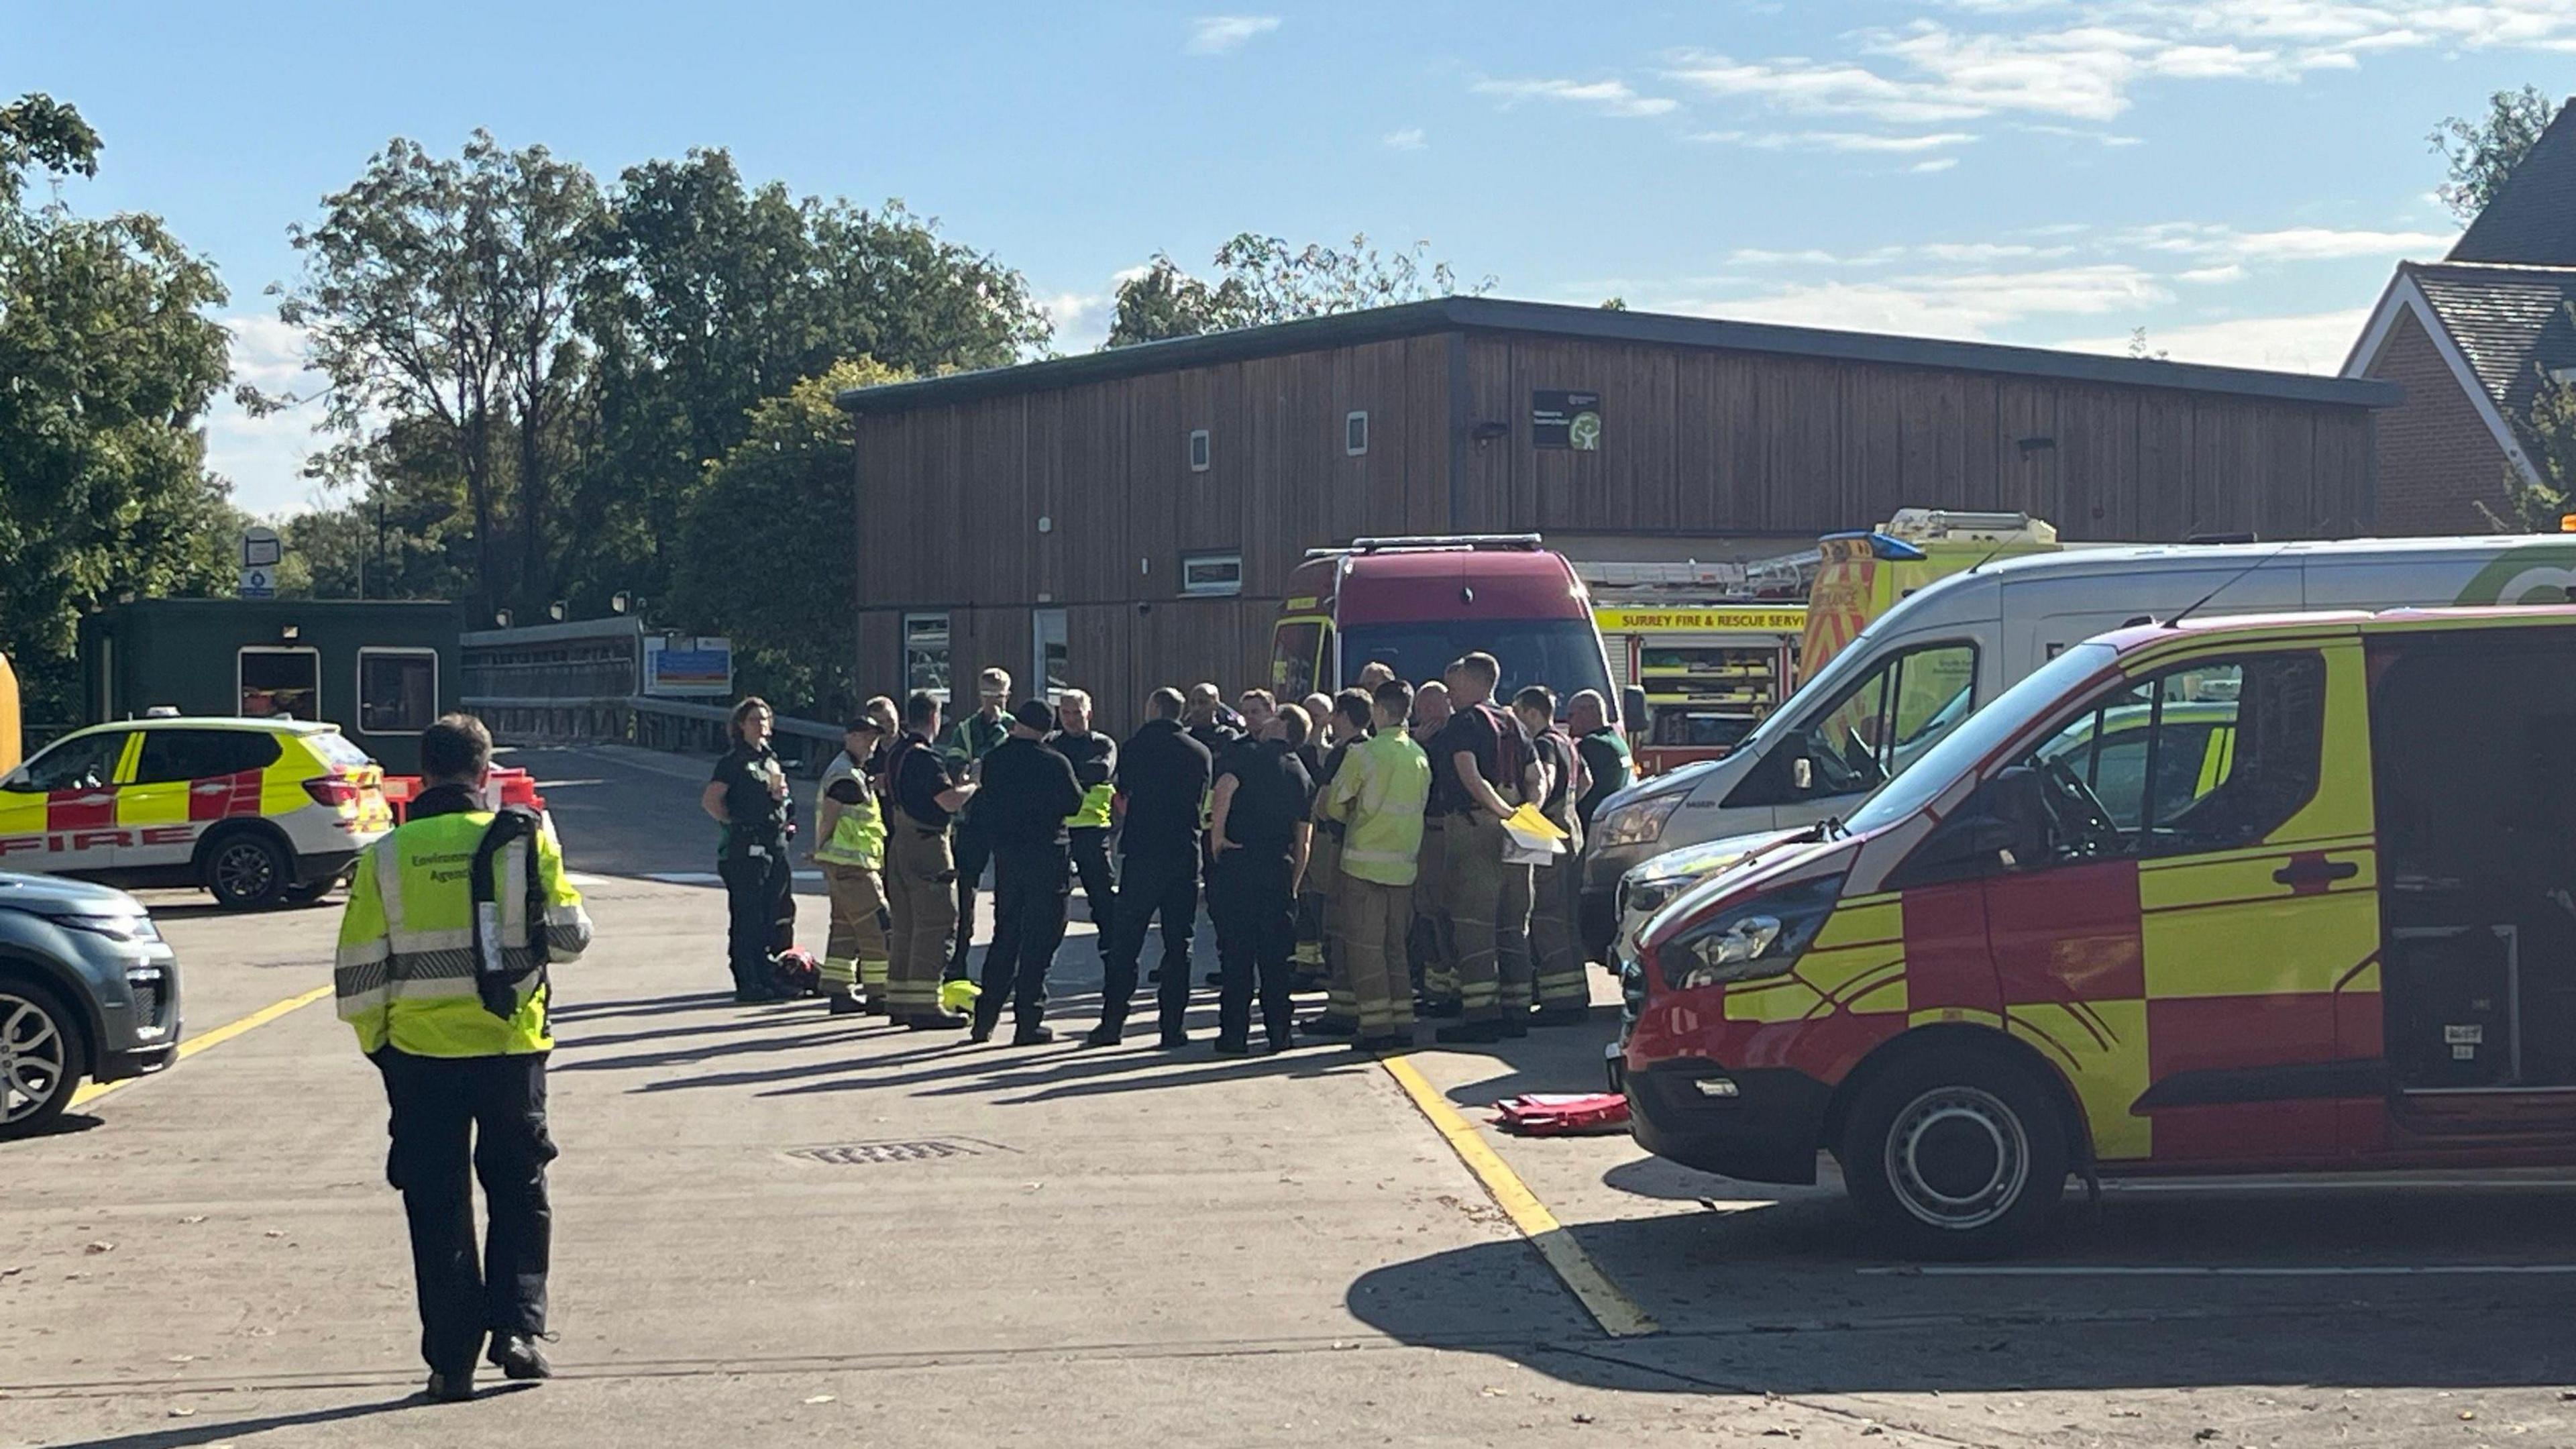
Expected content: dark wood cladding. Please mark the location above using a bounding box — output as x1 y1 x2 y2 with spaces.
1454 335 2376 542
853 327 2377 731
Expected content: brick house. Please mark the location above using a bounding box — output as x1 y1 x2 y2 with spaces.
2345 97 2576 533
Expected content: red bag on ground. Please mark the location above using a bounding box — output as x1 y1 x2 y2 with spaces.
1490 1093 1632 1136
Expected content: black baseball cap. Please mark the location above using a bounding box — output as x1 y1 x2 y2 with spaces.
1012 699 1056 733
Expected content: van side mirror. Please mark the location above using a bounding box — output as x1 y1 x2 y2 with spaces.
1620 685 1651 735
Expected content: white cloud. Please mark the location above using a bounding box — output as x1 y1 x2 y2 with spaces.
2051 307 2376 374
2178 262 2247 284
1911 156 1960 173
1690 128 1978 152
1664 263 2171 339
1186 15 1279 56
1474 76 1679 118
1043 291 1112 352
2118 221 2455 262
1665 5 2576 126
208 314 329 518
1382 127 1428 152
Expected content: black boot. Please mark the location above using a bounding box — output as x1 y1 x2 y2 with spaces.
423 1369 475 1403
826 993 867 1016
1083 1024 1123 1047
1012 1024 1057 1046
1435 1020 1503 1045
905 1012 970 1032
488 1333 553 1381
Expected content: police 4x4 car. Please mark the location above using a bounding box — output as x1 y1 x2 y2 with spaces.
1622 606 2576 1256
0 871 178 1138
0 718 393 910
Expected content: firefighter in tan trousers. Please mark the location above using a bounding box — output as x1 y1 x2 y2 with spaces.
883 691 977 1029
814 716 892 1016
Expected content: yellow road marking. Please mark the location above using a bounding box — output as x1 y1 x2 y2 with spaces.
1377 1053 1660 1338
68 985 333 1109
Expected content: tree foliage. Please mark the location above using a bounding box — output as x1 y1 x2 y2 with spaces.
0 95 235 723
277 131 602 620
1106 233 1490 347
2430 85 2557 223
2477 321 2576 533
673 358 906 718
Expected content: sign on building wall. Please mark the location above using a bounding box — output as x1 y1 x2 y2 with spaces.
1531 390 1603 451
644 635 734 697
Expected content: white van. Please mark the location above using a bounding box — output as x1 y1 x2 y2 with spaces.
1580 534 2576 956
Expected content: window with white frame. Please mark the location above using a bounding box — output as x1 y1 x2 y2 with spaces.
904 612 952 700
1188 429 1211 472
356 648 439 734
1181 551 1243 597
1346 411 1368 455
239 647 320 721
1032 608 1069 703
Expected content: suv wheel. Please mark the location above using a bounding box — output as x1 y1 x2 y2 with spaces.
205 831 292 910
0 981 87 1139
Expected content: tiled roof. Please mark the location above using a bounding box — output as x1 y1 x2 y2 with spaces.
2406 260 2576 418
2451 99 2576 267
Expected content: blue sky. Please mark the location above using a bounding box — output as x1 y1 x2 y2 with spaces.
13 1 2575 515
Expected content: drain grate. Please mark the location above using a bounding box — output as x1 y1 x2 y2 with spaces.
787 1137 1011 1166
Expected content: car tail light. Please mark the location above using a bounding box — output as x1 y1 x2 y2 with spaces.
303 775 360 810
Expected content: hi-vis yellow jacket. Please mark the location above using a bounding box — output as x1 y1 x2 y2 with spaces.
334 803 593 1057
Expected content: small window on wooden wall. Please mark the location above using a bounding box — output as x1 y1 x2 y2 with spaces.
904 612 951 701
1181 551 1242 597
1346 411 1368 455
1188 429 1212 472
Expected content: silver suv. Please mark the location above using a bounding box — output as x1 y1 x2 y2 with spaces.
0 872 181 1138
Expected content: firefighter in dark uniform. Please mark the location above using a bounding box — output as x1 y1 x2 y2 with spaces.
1090 688 1214 1048
940 668 1014 983
1048 689 1118 946
701 696 794 1003
1208 702 1315 1055
969 700 1083 1044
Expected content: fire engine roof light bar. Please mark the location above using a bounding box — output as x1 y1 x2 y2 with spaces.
1306 534 1546 559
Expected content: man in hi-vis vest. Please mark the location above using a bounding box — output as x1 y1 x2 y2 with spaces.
814 716 892 1014
335 714 594 1403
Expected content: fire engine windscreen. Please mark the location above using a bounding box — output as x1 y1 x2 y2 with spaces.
1339 620 1612 708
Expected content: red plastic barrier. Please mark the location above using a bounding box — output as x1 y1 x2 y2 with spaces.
380 768 545 825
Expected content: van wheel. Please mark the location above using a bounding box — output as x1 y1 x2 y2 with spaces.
203 831 291 910
1838 1046 2068 1259
0 980 87 1140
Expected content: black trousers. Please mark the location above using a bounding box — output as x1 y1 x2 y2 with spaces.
1211 849 1296 1048
718 846 790 994
378 1049 555 1375
978 844 1069 1032
1067 826 1117 941
945 816 992 982
1098 849 1199 1034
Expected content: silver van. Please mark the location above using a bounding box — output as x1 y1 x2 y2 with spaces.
1582 534 2576 957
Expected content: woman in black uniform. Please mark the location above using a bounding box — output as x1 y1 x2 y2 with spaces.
700 696 794 1002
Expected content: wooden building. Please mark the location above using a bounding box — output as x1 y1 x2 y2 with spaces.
839 297 2396 730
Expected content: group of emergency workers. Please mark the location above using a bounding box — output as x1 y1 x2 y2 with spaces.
720 651 1635 1055
321 653 1637 1404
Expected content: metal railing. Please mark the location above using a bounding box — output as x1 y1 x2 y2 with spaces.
462 693 845 772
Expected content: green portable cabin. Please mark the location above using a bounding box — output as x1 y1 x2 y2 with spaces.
78 600 466 775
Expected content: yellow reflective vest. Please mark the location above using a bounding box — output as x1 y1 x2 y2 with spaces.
334 802 593 1058
814 751 887 869
1328 731 1431 887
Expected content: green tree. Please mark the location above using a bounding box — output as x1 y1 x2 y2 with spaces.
574 152 1045 605
1106 232 1491 347
2477 345 2576 533
0 95 235 723
673 358 905 717
278 132 604 621
2430 85 2557 222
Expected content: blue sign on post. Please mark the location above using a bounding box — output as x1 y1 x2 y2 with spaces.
644 636 733 697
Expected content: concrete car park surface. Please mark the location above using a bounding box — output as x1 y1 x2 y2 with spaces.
5 745 2573 1447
